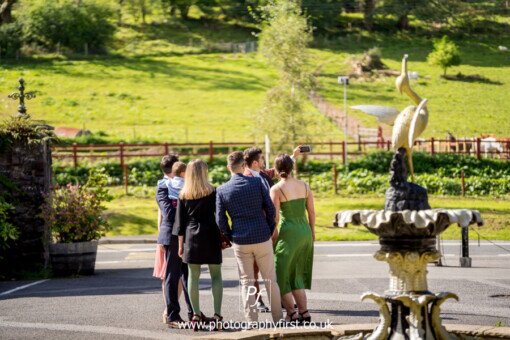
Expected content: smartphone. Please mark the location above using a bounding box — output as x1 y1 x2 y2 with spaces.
299 145 312 153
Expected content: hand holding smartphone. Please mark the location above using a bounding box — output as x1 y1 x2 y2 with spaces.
299 145 312 153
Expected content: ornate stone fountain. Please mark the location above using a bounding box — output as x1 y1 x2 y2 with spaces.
336 150 482 339
334 56 484 339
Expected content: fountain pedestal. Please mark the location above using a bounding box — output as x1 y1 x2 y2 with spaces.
336 209 483 340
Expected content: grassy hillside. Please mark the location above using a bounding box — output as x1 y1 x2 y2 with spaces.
0 18 343 143
313 34 510 138
1 19 509 142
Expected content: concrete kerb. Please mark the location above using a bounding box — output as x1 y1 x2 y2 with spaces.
194 324 510 339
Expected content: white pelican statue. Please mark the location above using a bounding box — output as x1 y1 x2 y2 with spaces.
351 54 428 181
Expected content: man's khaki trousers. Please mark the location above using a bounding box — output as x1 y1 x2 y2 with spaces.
233 239 283 322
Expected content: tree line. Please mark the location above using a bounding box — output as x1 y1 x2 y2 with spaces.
0 0 508 57
2 0 509 29
113 0 510 32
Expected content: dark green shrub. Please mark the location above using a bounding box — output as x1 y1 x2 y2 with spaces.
348 151 510 177
0 22 23 57
20 0 115 53
52 152 510 196
0 198 18 259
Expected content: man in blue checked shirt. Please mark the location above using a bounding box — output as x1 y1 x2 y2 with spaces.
216 151 283 323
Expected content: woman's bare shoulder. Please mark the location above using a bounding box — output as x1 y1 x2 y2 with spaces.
270 181 283 192
295 178 309 187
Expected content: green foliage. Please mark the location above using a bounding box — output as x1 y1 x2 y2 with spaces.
193 0 262 23
53 151 510 196
427 36 461 76
299 152 510 196
348 152 510 177
0 174 19 275
300 0 346 32
42 169 113 243
377 0 474 30
53 156 230 187
19 0 116 53
0 22 23 57
259 0 313 88
0 116 57 152
303 169 510 197
258 0 325 151
0 198 19 259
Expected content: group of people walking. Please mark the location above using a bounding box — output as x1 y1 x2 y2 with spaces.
153 146 315 329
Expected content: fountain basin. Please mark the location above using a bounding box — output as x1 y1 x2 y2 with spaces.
334 209 483 251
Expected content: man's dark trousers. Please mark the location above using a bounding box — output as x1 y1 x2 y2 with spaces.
156 178 192 321
164 235 192 321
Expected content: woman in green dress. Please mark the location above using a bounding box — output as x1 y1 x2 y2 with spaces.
270 154 316 324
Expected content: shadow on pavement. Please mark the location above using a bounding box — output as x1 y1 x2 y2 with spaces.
0 268 240 300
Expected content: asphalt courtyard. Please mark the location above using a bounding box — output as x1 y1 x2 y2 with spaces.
1 240 510 339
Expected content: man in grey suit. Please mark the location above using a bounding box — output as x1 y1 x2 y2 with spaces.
216 151 283 323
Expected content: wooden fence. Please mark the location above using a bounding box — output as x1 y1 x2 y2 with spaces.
52 138 510 168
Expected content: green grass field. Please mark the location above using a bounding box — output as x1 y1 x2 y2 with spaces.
312 34 510 138
1 20 509 143
104 186 510 241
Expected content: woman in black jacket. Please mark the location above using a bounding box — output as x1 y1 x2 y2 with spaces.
175 159 225 328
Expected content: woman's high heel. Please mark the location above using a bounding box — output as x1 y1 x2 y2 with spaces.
285 311 300 325
212 313 223 331
191 313 202 332
299 310 311 325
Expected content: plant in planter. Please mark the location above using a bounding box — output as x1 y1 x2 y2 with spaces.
41 169 112 276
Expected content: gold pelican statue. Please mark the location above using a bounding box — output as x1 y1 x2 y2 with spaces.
351 55 428 181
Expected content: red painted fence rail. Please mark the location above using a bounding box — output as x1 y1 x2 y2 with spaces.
51 138 510 168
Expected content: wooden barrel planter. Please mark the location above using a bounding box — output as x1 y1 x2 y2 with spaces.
49 241 98 276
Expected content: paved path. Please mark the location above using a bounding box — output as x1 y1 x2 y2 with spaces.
1 241 510 339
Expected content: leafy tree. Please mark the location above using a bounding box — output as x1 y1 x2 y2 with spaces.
0 0 16 24
300 0 344 33
258 0 323 151
19 0 116 53
0 21 22 57
377 0 427 30
358 0 375 31
126 0 156 24
427 36 461 77
379 0 489 30
161 0 196 19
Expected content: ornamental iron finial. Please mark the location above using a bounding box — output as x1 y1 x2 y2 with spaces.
8 78 36 118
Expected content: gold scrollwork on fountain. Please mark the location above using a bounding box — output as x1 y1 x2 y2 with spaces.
374 250 440 292
431 292 460 340
359 292 463 340
361 293 391 340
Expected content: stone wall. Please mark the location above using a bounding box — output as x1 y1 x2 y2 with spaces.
0 141 52 273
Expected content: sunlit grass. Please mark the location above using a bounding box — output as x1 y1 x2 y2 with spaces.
2 21 508 143
104 186 510 241
0 17 344 143
312 33 510 138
